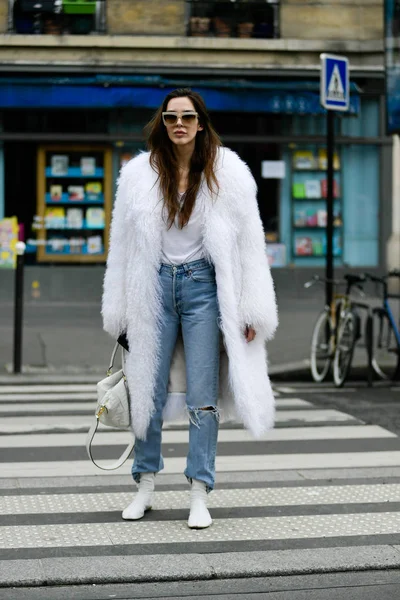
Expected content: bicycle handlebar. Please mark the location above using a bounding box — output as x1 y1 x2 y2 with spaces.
365 270 400 285
304 275 342 289
304 274 366 295
364 273 385 285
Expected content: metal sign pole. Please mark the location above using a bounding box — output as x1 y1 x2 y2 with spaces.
13 241 26 374
326 111 335 308
320 53 349 308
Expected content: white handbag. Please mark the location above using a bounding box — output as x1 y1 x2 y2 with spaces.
86 342 135 470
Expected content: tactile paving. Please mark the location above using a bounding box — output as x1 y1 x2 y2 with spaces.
1 484 400 515
1 512 400 548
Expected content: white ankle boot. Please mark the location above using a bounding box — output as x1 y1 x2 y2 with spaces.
188 479 212 529
122 473 155 520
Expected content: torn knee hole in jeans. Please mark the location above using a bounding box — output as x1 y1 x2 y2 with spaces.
187 405 220 428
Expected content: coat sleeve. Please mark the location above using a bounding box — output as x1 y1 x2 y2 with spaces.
236 162 278 342
101 166 129 339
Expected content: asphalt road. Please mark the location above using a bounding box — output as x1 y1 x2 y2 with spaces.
1 378 400 593
4 571 400 599
275 381 400 437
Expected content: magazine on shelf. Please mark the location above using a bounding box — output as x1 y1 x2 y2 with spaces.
67 186 85 202
295 236 313 256
45 207 65 229
318 149 340 170
305 209 318 227
86 207 105 228
294 208 307 227
305 179 321 199
66 208 84 229
49 185 63 202
85 182 102 201
293 150 315 170
333 234 342 256
317 210 327 227
80 157 96 176
87 235 103 254
320 179 340 198
333 209 342 227
292 183 306 199
312 236 324 256
48 236 68 252
69 237 85 254
50 155 69 176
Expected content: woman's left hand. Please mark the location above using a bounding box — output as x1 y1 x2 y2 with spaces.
245 325 256 343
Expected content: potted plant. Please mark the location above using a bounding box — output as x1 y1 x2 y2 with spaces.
189 16 211 37
213 16 231 37
237 21 254 37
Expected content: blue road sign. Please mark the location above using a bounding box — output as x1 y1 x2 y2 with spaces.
320 54 349 111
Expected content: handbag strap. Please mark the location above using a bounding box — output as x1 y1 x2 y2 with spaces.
86 341 133 471
107 341 122 375
86 416 134 471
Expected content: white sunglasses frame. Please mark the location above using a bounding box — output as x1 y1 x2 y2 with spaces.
162 111 199 126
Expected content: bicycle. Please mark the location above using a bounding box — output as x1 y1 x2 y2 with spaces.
305 274 370 386
364 270 400 382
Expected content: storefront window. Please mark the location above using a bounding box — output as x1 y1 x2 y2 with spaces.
187 0 279 39
278 99 381 268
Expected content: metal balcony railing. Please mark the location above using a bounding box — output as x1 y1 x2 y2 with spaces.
8 0 107 34
186 0 280 39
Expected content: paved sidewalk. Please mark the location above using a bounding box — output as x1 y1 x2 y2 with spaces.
0 294 321 375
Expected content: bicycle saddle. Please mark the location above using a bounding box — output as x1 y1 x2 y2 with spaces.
344 274 366 285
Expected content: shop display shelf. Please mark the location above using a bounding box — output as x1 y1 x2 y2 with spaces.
293 225 342 229
45 167 104 178
45 193 104 204
292 197 342 201
293 168 341 173
45 244 103 255
45 224 105 231
294 253 343 258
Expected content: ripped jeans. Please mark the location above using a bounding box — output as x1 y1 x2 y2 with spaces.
131 258 221 491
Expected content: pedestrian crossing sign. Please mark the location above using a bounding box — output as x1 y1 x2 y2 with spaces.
320 53 349 111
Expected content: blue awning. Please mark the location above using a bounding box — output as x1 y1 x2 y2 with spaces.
0 75 360 114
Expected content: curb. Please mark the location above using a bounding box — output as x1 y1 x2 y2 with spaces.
0 361 311 384
269 360 310 377
1 546 400 588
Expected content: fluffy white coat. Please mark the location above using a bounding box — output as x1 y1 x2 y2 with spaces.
102 148 278 440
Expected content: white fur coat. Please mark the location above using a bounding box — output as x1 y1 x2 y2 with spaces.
102 148 278 440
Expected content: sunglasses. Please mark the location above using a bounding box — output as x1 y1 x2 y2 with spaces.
162 111 199 126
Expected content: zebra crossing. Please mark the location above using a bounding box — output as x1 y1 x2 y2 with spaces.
1 380 400 586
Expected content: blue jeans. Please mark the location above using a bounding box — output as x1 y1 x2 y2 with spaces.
132 258 221 491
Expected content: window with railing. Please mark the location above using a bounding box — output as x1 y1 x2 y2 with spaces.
9 0 106 34
187 0 279 39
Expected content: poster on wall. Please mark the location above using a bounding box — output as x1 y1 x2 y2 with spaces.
385 0 400 133
0 217 18 269
266 243 287 267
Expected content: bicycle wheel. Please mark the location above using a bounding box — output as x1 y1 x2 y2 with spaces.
310 310 333 382
333 311 357 387
370 308 400 380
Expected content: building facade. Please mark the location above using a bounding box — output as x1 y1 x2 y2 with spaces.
0 0 391 299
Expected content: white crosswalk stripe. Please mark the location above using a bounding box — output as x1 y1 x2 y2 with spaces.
1 381 400 585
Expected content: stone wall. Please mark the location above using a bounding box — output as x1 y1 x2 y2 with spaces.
0 0 9 34
107 0 186 36
280 0 383 40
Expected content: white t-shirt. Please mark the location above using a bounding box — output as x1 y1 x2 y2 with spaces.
161 193 205 265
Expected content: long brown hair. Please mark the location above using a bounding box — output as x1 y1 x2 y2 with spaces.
145 88 222 229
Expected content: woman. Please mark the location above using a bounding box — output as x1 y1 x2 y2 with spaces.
102 88 278 529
